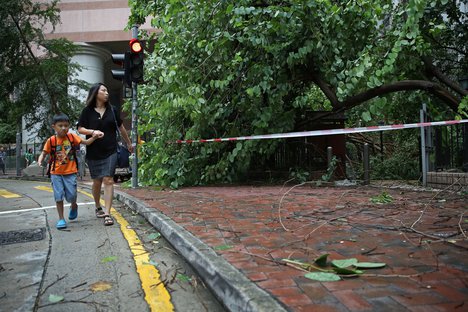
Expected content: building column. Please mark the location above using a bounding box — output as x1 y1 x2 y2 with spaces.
68 43 111 102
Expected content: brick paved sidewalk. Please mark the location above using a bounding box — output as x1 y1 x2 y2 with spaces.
122 185 467 311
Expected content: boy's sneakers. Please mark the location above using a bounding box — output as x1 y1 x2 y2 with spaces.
69 205 78 220
56 219 67 229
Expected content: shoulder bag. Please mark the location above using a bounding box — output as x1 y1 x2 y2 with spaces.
110 105 130 168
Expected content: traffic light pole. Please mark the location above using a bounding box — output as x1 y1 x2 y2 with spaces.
131 26 139 188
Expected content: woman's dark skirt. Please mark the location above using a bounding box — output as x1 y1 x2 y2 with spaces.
86 153 117 179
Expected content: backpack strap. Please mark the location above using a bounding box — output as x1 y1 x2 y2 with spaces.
47 135 57 177
66 133 79 171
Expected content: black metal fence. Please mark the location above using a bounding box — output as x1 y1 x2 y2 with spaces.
434 123 468 172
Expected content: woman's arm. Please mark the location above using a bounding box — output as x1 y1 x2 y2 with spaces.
78 126 104 138
119 124 134 153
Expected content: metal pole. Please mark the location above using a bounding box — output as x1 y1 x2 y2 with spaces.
378 121 384 161
16 132 21 176
420 104 427 187
363 143 370 185
131 25 139 188
464 123 468 172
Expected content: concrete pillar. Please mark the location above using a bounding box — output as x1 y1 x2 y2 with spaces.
69 43 111 102
20 43 111 148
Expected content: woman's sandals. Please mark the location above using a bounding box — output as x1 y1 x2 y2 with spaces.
103 215 114 226
95 207 106 218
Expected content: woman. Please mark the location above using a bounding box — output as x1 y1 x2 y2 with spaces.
78 83 133 226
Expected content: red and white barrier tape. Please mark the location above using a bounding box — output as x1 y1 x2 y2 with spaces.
173 119 468 144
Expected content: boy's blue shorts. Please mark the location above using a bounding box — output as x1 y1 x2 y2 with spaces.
51 174 77 203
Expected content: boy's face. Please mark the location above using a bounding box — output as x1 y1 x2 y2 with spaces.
52 121 70 137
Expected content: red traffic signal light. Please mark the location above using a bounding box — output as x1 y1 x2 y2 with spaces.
129 39 144 83
129 39 142 53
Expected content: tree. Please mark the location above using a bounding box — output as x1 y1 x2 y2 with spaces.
0 0 86 143
128 0 467 187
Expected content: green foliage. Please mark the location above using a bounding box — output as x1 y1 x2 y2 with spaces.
129 0 467 187
458 96 468 119
0 0 86 142
0 123 16 143
370 192 394 204
288 167 310 183
321 156 338 182
371 130 421 180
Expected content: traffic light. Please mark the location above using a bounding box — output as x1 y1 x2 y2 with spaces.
111 52 131 87
129 39 144 83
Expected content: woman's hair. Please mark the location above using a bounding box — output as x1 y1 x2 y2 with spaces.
85 83 109 107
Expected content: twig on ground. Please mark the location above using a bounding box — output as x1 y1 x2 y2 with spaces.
284 262 310 273
71 282 87 290
278 182 306 231
411 177 462 230
237 250 283 265
39 274 68 296
458 211 467 239
38 296 108 310
97 238 109 249
362 270 437 279
19 281 40 290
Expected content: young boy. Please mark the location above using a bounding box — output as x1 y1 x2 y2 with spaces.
38 113 99 229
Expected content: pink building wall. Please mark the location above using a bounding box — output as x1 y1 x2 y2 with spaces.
44 0 138 42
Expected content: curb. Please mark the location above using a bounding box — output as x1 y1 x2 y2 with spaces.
114 190 288 312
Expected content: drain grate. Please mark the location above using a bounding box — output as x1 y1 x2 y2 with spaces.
0 228 46 245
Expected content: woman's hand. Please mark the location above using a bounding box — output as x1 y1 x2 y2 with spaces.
127 143 134 153
93 130 104 138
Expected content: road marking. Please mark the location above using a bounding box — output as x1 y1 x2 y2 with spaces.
0 202 95 215
0 189 22 198
34 186 53 192
79 189 174 311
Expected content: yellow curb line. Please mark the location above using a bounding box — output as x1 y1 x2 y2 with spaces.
78 189 174 312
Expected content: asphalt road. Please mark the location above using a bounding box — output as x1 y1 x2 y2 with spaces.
0 178 225 312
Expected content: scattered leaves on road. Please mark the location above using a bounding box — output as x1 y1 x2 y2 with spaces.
48 294 64 303
101 256 118 263
89 281 112 292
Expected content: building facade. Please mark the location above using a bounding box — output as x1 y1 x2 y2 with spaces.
23 0 152 146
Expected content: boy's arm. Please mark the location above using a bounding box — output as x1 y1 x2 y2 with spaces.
80 134 98 146
37 151 48 167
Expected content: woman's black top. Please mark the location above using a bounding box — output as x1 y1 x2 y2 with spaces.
78 105 122 160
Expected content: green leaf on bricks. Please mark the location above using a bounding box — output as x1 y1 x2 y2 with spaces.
354 262 386 269
331 258 358 268
304 272 341 282
214 244 233 250
314 254 329 267
333 267 363 275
